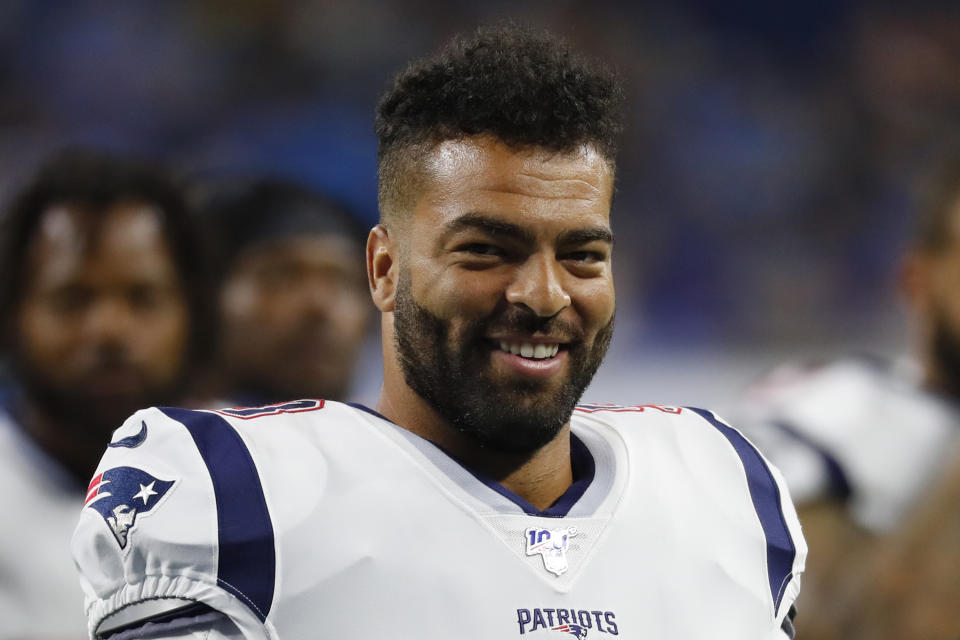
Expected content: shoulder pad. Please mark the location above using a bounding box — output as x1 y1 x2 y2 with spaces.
72 407 274 639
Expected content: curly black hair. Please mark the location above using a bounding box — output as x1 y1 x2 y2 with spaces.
375 24 624 221
0 148 212 364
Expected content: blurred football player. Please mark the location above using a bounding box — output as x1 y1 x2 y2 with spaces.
204 179 370 405
0 149 209 638
72 25 805 639
729 153 960 639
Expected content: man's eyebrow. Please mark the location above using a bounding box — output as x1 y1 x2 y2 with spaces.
440 212 613 247
441 213 535 244
558 227 614 246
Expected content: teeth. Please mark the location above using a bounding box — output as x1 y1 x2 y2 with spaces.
497 341 559 359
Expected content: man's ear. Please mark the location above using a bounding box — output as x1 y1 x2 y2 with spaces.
367 224 398 312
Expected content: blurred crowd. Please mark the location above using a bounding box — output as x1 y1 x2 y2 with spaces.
2 1 960 351
2 2 960 639
0 149 373 638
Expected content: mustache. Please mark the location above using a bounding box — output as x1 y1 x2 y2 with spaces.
478 305 584 343
84 346 137 370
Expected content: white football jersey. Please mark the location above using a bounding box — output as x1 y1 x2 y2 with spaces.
0 395 88 639
730 355 960 532
72 400 805 640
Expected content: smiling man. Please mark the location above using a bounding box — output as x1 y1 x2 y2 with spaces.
72 25 805 640
372 136 616 499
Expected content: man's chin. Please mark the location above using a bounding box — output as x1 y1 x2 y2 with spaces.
456 411 565 455
447 382 575 451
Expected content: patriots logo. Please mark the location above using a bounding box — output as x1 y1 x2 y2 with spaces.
552 624 588 639
84 467 175 549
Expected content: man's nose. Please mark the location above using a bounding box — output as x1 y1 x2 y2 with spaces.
83 296 136 344
505 254 571 318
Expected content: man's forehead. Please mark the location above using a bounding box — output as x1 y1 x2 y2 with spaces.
231 234 364 275
423 136 612 190
37 202 164 248
421 136 613 208
25 202 170 281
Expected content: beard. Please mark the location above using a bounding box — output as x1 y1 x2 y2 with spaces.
10 348 183 443
930 308 960 398
393 274 613 455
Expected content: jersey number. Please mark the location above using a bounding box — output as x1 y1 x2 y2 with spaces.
214 399 325 419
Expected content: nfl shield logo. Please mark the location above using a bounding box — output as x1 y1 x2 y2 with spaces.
525 526 578 576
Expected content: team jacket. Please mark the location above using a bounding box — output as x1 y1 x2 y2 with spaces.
72 400 806 639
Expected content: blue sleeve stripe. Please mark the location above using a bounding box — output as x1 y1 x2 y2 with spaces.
160 408 275 622
687 407 797 613
771 419 852 501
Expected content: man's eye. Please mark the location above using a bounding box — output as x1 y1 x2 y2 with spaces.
256 265 301 288
127 285 165 311
458 243 504 257
49 287 93 314
564 250 605 263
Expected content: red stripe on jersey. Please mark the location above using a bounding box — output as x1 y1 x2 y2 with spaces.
84 474 104 506
576 404 682 414
86 473 102 494
85 473 102 500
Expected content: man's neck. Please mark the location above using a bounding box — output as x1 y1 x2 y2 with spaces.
376 381 574 511
464 432 574 511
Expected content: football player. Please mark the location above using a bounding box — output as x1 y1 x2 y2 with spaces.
72 25 805 639
728 153 960 639
0 149 209 638
203 179 370 405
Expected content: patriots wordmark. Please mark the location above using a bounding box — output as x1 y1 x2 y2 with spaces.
517 608 619 637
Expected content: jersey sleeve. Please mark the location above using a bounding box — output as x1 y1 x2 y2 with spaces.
725 361 851 506
92 605 243 640
71 407 276 640
686 407 808 635
729 357 958 532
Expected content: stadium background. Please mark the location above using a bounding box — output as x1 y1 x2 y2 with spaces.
1 0 958 406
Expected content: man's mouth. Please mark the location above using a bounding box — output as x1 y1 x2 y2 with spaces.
496 341 561 360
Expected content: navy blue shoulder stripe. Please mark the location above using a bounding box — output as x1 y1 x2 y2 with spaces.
687 407 797 613
772 420 852 501
160 407 275 622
